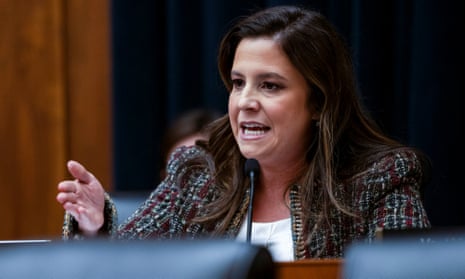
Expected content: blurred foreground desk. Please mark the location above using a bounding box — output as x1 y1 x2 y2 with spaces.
276 259 343 279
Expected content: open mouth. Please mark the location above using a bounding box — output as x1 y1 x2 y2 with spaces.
241 123 270 136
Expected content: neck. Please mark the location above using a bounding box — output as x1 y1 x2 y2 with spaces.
251 159 306 222
258 158 306 191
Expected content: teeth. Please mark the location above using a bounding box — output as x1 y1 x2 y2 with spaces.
243 123 264 128
241 122 268 136
244 128 265 135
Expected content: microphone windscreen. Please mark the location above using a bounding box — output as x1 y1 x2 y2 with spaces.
244 158 260 176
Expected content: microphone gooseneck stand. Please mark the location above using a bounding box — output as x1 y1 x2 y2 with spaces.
244 158 260 244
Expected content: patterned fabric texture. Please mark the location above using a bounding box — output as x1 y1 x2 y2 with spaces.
61 145 430 259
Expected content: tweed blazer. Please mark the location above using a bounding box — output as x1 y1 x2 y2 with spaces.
62 145 431 259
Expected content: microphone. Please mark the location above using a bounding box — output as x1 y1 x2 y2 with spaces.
244 158 260 243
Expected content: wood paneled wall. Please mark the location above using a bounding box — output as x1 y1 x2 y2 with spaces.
0 0 112 239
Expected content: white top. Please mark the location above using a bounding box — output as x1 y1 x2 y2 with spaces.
236 217 294 262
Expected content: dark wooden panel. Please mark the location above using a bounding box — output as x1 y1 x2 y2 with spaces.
66 0 112 191
276 259 343 279
0 0 67 239
0 0 111 239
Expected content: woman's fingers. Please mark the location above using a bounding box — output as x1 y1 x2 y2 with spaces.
62 202 80 220
56 160 105 235
57 181 76 193
67 160 94 184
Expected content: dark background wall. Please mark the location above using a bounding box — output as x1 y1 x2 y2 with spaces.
110 0 465 227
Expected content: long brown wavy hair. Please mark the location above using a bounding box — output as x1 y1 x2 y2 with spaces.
194 5 429 234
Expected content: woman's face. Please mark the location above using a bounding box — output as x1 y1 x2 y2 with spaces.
228 37 318 168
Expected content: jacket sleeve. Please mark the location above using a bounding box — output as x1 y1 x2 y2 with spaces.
115 145 213 240
61 192 118 240
357 150 431 239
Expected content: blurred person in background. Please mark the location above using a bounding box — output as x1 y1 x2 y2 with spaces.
159 108 222 179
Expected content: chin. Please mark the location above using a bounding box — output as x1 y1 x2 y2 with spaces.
238 148 257 159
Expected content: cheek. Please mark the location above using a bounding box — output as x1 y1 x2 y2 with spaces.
228 96 238 130
228 94 234 111
266 103 291 123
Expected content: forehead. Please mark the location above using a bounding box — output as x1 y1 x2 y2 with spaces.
232 38 308 85
232 38 297 75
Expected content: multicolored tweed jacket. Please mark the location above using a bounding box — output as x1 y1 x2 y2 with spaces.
62 145 431 259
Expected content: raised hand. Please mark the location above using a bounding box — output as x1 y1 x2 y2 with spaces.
56 160 105 236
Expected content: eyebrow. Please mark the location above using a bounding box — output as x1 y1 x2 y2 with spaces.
230 70 288 81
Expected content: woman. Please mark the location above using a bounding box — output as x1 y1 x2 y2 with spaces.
57 5 431 261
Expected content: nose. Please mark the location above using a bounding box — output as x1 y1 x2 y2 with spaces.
237 88 260 111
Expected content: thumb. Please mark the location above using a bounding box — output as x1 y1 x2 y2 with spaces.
67 160 94 184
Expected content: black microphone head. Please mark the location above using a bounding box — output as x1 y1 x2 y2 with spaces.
244 158 260 176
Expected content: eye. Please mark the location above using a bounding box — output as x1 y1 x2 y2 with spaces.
231 78 245 90
261 81 281 91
